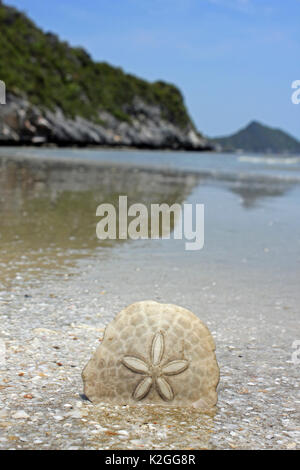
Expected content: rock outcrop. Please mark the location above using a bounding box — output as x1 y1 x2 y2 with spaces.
0 93 211 150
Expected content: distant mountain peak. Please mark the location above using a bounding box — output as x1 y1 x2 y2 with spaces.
247 120 262 128
212 121 300 154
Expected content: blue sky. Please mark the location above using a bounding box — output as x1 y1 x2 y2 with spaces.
6 0 300 138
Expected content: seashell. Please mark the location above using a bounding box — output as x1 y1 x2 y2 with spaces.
82 301 219 409
133 376 153 400
122 356 149 374
162 360 189 375
151 331 164 366
156 377 174 401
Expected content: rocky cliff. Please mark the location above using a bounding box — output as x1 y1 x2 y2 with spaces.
0 92 211 149
0 2 211 150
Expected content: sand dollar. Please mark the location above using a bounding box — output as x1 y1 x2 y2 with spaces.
82 301 219 409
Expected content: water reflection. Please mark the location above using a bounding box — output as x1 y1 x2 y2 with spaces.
0 154 296 287
229 181 293 209
0 156 198 287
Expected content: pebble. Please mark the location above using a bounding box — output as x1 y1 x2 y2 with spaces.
0 409 8 418
68 411 83 419
12 411 30 419
53 416 64 422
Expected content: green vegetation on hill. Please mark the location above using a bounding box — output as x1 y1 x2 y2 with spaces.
0 2 192 128
213 121 300 154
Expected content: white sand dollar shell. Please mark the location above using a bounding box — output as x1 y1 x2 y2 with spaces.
151 331 164 366
122 356 149 374
162 360 189 376
156 377 174 401
82 301 220 409
133 377 153 400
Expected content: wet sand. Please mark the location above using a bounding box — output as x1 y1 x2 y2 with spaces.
0 151 299 449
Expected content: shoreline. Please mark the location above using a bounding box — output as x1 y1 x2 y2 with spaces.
0 141 215 152
1 149 300 186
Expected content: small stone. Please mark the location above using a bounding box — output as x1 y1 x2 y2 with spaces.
12 410 29 419
118 430 129 436
53 415 64 422
31 376 41 383
82 301 219 409
238 388 249 394
0 421 12 428
68 410 83 419
130 439 144 446
0 409 9 418
32 328 59 335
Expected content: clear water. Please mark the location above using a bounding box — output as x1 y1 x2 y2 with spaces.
1 147 300 181
0 147 299 289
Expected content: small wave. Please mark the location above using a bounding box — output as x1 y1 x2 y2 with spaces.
193 168 300 185
238 155 300 165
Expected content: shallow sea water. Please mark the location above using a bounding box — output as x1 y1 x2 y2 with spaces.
0 148 299 449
